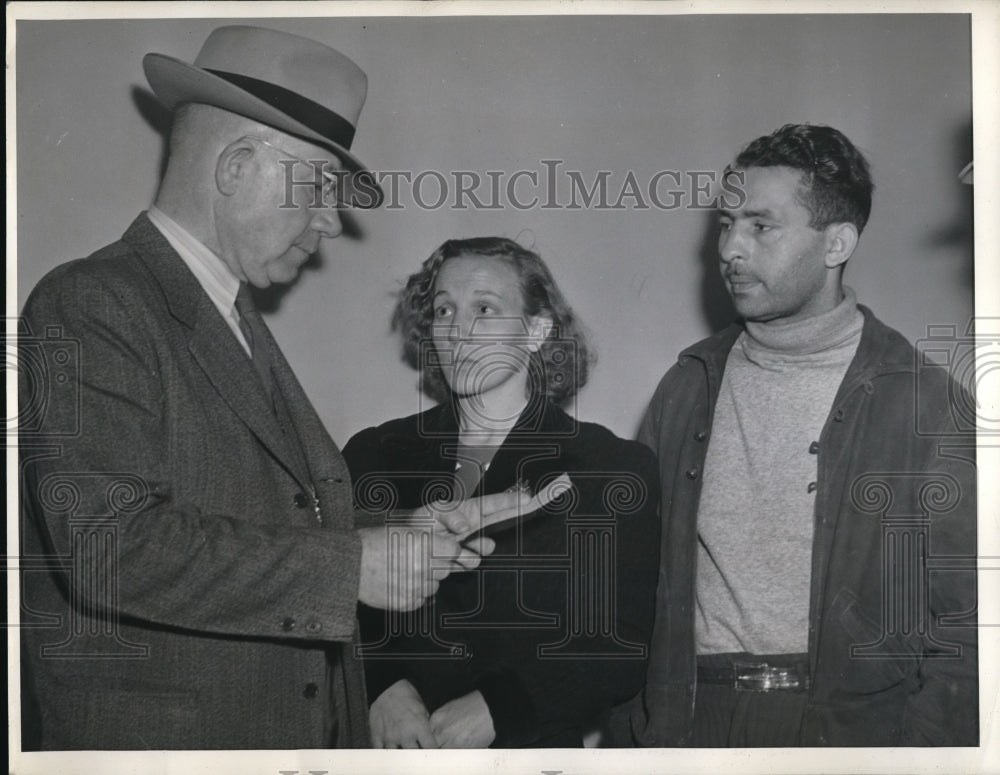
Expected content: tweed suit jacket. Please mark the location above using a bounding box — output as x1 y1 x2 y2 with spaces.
20 213 372 749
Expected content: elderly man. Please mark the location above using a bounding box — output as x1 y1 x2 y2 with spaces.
19 25 516 750
630 124 977 746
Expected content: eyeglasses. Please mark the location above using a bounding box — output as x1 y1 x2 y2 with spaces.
242 135 343 208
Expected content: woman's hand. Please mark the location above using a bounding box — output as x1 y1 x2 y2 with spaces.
369 679 438 748
429 690 497 748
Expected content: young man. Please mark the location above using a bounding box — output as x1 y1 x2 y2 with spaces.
631 124 977 746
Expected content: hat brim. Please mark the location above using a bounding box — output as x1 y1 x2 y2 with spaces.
144 53 383 208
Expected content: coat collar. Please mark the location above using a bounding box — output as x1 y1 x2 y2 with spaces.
122 213 206 329
677 304 914 379
421 392 576 439
416 396 576 494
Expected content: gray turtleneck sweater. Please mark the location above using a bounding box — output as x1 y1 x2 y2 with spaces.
694 289 864 655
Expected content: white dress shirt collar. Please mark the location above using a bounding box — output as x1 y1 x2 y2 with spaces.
147 206 250 355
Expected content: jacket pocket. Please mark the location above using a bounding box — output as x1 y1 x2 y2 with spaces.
822 587 918 697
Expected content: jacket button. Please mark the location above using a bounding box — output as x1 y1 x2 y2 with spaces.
833 408 845 422
281 617 296 632
303 683 319 699
809 441 820 454
686 467 699 480
305 620 323 634
694 431 707 442
863 381 875 395
807 481 818 493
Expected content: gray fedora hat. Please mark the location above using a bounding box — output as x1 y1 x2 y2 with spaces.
144 25 382 206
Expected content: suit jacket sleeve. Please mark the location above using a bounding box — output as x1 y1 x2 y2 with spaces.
21 263 363 643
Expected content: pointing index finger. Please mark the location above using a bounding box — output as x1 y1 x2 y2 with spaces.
459 473 573 540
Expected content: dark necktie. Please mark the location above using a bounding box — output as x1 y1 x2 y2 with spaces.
235 284 277 409
234 284 313 493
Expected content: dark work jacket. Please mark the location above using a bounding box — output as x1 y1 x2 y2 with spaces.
630 306 978 746
343 398 661 747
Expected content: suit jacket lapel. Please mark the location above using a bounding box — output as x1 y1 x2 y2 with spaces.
124 214 312 490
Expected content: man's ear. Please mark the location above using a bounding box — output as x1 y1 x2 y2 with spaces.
215 138 256 196
526 314 554 353
824 222 859 269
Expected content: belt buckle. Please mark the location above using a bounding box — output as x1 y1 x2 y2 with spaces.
732 660 802 692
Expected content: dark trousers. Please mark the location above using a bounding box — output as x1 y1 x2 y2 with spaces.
692 653 809 747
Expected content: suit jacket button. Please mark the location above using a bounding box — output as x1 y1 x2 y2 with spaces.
305 620 323 634
303 683 319 699
694 431 707 442
686 467 699 480
281 617 296 632
293 492 309 508
809 441 820 454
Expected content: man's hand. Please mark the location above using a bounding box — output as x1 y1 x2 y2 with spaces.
429 690 496 748
358 483 568 611
435 474 573 541
356 519 487 611
369 679 438 749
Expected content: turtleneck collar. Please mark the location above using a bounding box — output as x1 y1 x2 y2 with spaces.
743 286 864 357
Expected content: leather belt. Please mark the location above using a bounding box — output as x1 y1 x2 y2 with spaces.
697 656 810 692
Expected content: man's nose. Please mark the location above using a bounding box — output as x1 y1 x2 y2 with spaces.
310 208 343 239
719 225 745 264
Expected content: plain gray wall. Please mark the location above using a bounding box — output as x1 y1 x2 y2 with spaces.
15 14 973 445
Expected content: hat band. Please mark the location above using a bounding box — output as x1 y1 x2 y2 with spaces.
205 68 356 150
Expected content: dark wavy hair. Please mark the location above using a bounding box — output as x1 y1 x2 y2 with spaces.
392 237 592 405
729 123 874 234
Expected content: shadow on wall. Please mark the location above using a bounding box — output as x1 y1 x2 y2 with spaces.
697 208 736 334
628 211 734 440
132 86 172 181
129 85 367 315
926 118 974 291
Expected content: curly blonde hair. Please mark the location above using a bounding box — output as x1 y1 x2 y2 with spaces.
392 237 593 404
